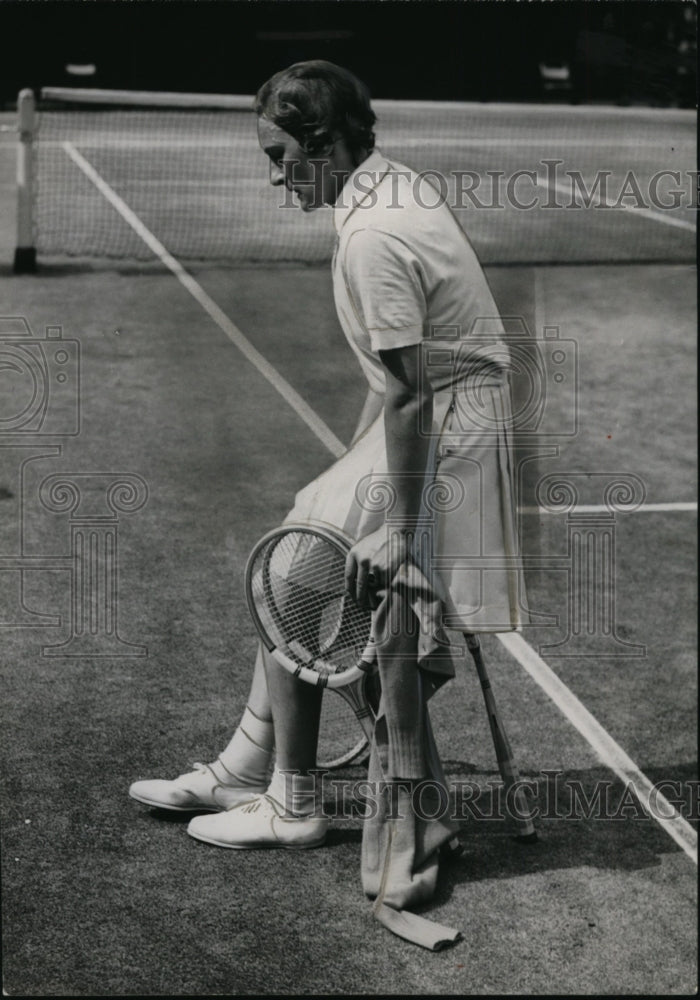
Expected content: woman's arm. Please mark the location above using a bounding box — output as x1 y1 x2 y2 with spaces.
345 343 433 608
380 342 433 527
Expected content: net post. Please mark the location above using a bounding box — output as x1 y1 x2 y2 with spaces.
13 88 37 274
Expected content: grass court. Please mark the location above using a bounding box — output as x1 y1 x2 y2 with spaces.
0 99 696 995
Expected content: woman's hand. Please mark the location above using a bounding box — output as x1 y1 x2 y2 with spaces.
345 525 413 610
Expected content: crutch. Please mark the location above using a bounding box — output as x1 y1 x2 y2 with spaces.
465 634 538 842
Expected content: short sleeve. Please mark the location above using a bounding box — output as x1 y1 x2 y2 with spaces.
340 228 427 352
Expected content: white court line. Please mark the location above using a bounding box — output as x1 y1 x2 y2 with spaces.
62 139 696 864
535 178 696 232
497 632 697 864
520 502 697 515
61 141 346 460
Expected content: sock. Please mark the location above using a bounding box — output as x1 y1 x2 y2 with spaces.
211 706 274 786
266 767 319 817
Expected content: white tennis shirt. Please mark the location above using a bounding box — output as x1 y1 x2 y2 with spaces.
291 151 527 634
332 148 509 396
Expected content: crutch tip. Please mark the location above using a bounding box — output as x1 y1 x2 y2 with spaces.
514 831 539 845
441 835 465 860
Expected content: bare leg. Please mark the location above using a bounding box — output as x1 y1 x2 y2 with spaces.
128 643 274 811
262 645 322 774
130 643 314 814
185 646 329 840
211 644 276 785
246 644 273 721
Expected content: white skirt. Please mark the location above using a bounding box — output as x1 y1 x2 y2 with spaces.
285 376 529 634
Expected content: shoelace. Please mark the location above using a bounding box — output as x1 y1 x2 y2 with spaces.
229 793 283 816
191 762 214 777
187 762 264 789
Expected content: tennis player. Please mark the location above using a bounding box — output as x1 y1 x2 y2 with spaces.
130 62 527 938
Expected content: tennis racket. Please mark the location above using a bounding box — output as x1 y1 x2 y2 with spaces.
245 523 377 770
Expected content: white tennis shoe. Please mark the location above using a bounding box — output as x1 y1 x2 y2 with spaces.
186 793 328 849
128 762 266 812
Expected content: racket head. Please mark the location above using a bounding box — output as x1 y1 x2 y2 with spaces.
245 522 374 688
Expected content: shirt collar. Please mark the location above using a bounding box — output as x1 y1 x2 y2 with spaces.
333 148 391 235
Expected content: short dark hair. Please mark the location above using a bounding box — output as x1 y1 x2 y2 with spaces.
254 60 376 157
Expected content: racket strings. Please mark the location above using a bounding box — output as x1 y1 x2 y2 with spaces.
250 530 371 675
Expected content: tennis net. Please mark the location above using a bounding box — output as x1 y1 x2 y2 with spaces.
14 86 696 271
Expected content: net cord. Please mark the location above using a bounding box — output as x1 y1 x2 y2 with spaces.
40 87 255 111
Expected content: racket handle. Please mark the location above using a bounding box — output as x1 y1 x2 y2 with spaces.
466 635 537 842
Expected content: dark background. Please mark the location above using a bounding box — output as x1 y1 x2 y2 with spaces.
0 0 697 107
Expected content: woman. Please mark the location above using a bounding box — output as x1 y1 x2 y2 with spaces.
130 61 527 944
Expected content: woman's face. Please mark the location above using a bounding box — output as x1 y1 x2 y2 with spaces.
257 117 342 212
